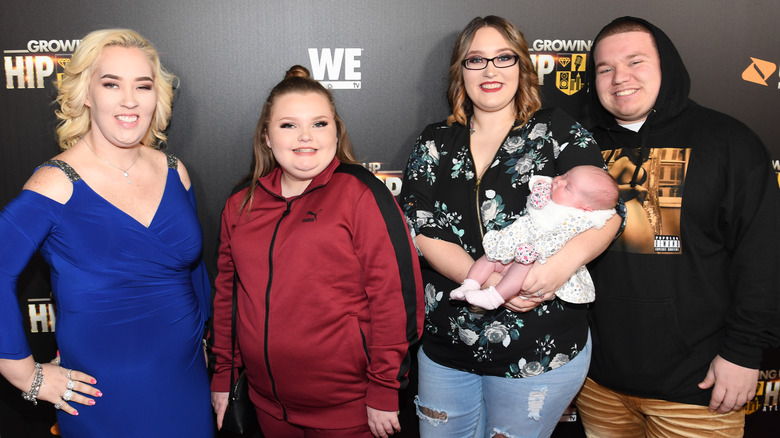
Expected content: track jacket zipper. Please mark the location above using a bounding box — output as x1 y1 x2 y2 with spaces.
263 199 292 419
259 181 327 420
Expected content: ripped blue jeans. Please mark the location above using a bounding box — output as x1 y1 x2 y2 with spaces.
416 333 591 438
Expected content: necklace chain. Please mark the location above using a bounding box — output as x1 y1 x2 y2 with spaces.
83 138 140 184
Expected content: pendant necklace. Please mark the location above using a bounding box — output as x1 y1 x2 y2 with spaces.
83 138 141 184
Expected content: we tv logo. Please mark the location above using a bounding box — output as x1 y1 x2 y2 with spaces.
308 48 362 90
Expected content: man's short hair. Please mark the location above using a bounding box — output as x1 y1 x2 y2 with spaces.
594 18 655 49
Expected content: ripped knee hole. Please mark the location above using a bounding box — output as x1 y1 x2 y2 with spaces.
418 405 447 421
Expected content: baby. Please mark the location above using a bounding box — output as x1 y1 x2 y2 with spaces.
451 165 618 309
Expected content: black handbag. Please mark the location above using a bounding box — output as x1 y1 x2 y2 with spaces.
221 270 260 436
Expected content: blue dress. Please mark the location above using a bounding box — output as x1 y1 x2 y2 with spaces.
0 157 214 437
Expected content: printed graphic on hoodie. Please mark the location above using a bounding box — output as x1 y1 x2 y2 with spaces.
603 147 687 254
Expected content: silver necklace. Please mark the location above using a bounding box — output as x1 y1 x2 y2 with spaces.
83 138 141 184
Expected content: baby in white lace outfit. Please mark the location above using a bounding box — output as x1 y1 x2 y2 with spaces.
451 165 618 309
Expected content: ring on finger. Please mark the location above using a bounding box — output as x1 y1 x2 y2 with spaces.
66 369 72 379
536 291 543 297
67 379 75 390
62 389 74 401
54 402 63 410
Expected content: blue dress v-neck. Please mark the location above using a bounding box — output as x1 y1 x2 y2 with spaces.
0 157 213 437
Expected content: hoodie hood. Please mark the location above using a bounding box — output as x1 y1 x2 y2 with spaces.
587 16 692 131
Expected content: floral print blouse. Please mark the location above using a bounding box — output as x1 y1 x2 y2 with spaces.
401 107 606 377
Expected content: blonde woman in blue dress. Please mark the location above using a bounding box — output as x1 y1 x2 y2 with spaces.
0 29 213 437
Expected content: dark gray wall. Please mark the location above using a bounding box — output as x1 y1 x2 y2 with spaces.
2 1 779 435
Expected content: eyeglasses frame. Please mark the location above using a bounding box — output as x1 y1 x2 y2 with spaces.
461 54 520 70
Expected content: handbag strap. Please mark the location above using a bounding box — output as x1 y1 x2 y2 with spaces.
229 268 239 397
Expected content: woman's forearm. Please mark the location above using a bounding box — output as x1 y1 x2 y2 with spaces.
415 234 475 284
0 356 37 393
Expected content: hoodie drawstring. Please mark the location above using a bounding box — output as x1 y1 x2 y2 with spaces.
605 109 657 188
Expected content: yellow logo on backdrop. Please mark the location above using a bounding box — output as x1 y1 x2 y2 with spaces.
530 39 592 94
555 54 586 96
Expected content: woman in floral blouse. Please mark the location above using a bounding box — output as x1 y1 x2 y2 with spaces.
401 16 620 437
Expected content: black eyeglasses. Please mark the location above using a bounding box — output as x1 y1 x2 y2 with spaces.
461 54 520 70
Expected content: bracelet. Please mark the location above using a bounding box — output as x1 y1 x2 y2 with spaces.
21 362 44 405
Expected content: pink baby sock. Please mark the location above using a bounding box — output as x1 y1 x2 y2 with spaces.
463 286 506 310
450 278 481 300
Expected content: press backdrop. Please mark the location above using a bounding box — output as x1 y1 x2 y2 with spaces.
2 1 779 436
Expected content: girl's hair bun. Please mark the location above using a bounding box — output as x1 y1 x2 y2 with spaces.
284 65 311 80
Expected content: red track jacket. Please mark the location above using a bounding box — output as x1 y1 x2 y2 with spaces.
211 158 423 429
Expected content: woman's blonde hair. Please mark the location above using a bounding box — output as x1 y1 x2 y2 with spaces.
55 28 176 150
240 65 356 212
446 16 541 127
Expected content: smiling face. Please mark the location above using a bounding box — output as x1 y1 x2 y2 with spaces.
265 91 338 196
84 46 157 148
594 31 662 125
462 26 520 116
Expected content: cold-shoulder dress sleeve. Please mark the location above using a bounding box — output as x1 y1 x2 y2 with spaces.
0 190 62 359
186 186 211 325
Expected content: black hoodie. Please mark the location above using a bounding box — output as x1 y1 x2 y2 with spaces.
586 17 780 406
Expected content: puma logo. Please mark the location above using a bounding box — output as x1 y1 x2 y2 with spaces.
302 209 322 223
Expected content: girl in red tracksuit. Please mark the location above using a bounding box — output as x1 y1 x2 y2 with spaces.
210 65 423 438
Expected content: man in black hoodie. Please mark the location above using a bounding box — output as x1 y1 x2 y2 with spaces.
576 17 780 436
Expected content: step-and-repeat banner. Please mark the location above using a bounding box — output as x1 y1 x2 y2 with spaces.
2 1 778 436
